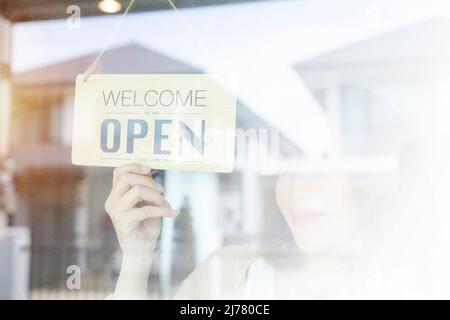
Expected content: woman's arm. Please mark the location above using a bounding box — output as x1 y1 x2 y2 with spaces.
104 163 178 299
114 252 153 299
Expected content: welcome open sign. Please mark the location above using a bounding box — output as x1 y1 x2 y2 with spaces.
71 74 237 172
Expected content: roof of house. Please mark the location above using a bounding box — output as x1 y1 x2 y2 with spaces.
295 18 450 71
13 43 201 86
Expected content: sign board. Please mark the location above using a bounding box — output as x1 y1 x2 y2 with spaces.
72 74 236 172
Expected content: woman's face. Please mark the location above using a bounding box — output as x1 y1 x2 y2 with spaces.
276 175 356 254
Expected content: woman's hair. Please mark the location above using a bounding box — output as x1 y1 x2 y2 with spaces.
261 223 303 266
256 183 303 266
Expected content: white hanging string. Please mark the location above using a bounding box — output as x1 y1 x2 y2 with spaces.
166 0 220 74
82 0 135 81
83 0 222 81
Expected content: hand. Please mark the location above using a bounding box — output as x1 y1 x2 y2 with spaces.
105 163 178 255
105 163 178 299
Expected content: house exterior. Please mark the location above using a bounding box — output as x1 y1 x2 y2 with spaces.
295 18 450 159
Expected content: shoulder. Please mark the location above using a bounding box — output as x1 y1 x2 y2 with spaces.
174 244 259 300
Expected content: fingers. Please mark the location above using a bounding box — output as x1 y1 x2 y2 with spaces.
113 163 151 186
112 172 165 201
106 163 165 214
125 206 179 223
113 185 167 213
